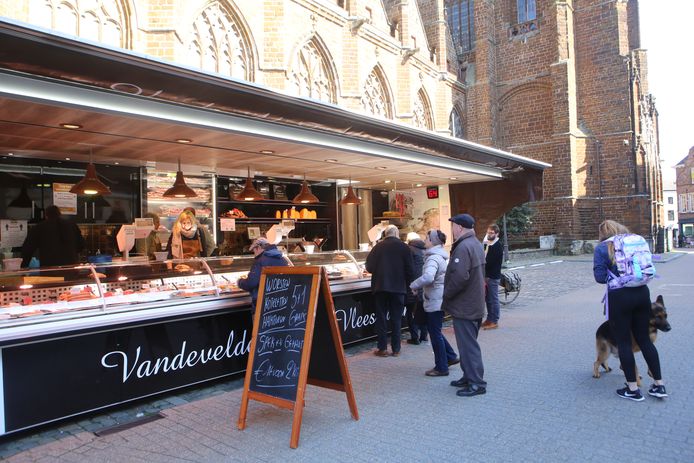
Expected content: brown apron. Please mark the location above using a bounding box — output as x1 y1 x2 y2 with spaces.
181 236 202 258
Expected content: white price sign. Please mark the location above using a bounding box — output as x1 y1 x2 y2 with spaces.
220 218 236 231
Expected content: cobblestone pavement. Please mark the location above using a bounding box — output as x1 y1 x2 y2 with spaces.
1 252 692 462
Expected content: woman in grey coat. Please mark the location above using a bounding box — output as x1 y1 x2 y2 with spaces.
410 229 459 376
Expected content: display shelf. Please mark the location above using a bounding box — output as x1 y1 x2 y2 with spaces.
222 218 331 224
373 216 413 220
217 199 328 207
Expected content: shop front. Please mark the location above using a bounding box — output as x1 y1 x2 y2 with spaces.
0 19 548 435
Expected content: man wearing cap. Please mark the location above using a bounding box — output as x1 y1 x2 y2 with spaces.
365 225 415 357
443 213 487 397
237 238 288 316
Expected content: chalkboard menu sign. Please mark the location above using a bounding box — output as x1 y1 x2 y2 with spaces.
248 273 313 401
238 266 358 448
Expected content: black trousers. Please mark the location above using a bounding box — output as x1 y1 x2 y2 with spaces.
608 285 662 383
374 292 405 353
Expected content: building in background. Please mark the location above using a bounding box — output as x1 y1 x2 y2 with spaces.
663 177 678 250
0 0 662 251
675 146 694 246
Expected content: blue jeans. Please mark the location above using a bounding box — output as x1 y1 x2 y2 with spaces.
426 311 458 372
485 277 501 323
374 292 405 353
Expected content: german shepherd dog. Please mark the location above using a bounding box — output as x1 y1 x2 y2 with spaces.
593 295 671 385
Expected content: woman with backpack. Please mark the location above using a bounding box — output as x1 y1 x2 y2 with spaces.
410 229 459 376
593 220 667 401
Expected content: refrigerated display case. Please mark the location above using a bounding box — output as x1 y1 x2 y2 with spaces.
0 251 375 436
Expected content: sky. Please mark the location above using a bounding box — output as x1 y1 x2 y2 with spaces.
638 0 694 184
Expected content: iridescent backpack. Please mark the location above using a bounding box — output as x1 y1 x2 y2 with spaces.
606 234 656 290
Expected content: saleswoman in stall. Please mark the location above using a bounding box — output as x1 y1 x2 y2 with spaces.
166 210 207 259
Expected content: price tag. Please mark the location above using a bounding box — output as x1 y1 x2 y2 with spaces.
220 218 236 231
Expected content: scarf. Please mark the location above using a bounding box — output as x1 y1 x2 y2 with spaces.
171 222 198 259
482 236 499 257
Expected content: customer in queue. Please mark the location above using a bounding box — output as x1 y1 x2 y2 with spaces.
365 225 415 357
405 231 428 345
410 229 459 376
237 237 288 316
21 205 85 268
444 213 487 397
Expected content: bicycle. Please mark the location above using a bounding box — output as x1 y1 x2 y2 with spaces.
498 271 521 305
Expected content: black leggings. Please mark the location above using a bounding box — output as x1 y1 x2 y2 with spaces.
608 285 662 383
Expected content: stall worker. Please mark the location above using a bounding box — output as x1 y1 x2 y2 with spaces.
183 207 216 256
20 205 85 268
167 210 207 259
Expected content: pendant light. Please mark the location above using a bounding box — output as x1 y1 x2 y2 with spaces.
163 158 197 198
339 176 361 205
70 149 111 196
235 167 264 201
292 173 320 204
8 185 32 208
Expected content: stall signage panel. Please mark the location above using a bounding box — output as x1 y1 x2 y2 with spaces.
332 291 378 344
0 220 27 248
52 183 77 215
248 273 313 401
1 310 252 434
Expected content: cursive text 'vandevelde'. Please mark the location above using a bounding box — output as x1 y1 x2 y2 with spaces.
101 330 251 383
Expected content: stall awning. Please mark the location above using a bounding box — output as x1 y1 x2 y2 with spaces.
0 19 548 190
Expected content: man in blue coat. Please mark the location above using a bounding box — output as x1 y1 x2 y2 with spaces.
237 238 288 316
366 225 415 357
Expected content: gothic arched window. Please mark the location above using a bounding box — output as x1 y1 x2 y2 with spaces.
28 0 126 47
289 40 336 103
413 89 433 130
361 68 393 119
449 108 464 138
186 2 252 81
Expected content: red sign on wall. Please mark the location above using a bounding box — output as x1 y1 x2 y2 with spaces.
426 186 439 199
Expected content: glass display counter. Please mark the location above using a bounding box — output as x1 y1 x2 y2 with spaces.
0 251 373 436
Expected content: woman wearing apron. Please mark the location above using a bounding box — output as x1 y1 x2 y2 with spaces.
167 210 207 259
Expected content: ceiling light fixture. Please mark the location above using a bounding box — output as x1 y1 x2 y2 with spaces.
292 173 320 204
415 183 423 187
376 166 387 170
60 123 82 129
162 158 197 198
260 150 275 155
176 138 192 144
70 148 111 196
384 180 391 184
325 159 338 163
449 177 458 180
235 167 264 201
339 176 362 205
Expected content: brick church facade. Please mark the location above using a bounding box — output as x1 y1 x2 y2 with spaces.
0 0 662 250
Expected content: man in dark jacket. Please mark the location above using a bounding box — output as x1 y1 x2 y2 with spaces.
443 213 487 397
482 224 504 330
237 238 288 317
21 205 85 268
405 232 428 344
366 225 415 357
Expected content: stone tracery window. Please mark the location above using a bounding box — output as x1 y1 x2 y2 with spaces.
28 0 125 47
361 68 393 119
289 40 336 103
413 89 433 130
186 2 252 81
449 108 464 138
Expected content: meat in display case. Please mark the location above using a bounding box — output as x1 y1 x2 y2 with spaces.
0 251 368 325
0 259 221 325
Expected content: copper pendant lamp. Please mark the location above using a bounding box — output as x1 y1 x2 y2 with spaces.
339 176 361 205
70 149 111 196
292 173 320 204
163 158 197 198
235 167 264 201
